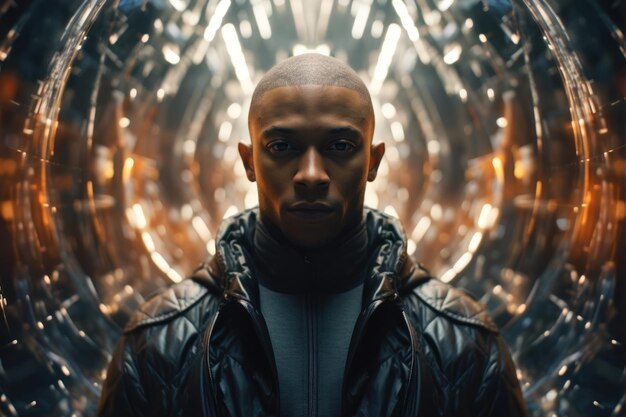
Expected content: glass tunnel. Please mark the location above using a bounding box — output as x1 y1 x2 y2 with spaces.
0 0 624 415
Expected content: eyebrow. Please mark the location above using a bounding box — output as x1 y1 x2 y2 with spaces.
328 126 361 137
261 125 362 138
262 126 295 138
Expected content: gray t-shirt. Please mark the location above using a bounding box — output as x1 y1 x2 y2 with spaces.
259 283 363 417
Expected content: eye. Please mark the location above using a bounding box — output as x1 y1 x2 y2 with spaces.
328 140 356 152
267 140 296 153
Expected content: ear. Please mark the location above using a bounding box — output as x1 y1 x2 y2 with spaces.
367 142 385 181
238 142 256 182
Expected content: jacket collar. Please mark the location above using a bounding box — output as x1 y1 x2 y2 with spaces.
208 207 413 309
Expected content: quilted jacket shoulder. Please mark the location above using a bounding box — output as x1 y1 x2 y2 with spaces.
123 279 213 333
413 278 498 333
378 208 497 335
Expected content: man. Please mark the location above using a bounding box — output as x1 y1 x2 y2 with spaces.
96 53 528 417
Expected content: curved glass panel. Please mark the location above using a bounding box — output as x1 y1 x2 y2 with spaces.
0 0 624 416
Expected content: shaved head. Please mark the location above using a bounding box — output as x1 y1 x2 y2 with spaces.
249 53 374 122
240 52 385 248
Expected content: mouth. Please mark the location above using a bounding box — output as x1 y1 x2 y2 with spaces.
286 202 336 221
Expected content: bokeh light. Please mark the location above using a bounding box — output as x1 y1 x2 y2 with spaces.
0 0 624 416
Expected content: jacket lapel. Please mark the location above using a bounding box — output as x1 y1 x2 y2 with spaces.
204 210 279 417
341 299 414 417
207 301 278 417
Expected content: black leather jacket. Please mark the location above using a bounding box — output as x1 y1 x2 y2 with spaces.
96 208 528 417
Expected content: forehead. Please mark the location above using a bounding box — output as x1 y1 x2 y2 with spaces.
249 85 373 133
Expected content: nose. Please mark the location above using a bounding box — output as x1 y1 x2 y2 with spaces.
293 147 330 191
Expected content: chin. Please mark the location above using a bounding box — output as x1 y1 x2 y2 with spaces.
284 229 337 249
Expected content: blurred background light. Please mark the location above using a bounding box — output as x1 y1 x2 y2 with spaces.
0 0 624 416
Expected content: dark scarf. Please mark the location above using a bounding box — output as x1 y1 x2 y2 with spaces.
252 217 370 294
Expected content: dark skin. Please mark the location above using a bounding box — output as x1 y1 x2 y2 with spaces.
238 84 385 249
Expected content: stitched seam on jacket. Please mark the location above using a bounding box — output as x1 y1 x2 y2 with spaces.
413 291 497 332
124 288 211 333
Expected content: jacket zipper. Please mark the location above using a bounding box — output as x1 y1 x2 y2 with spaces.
203 310 221 417
307 293 317 417
401 310 418 416
303 255 318 417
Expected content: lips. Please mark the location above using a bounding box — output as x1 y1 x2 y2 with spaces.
286 202 335 221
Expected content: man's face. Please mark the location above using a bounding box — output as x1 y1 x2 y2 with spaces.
239 85 384 249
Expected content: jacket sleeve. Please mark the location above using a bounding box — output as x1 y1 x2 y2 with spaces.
475 333 529 417
95 333 149 417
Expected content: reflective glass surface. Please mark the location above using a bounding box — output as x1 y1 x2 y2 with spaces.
0 0 624 415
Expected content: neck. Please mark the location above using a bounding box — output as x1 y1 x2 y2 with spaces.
258 211 363 253
253 214 369 293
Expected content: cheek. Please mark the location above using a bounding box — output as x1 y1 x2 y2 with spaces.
329 157 369 196
256 157 293 196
